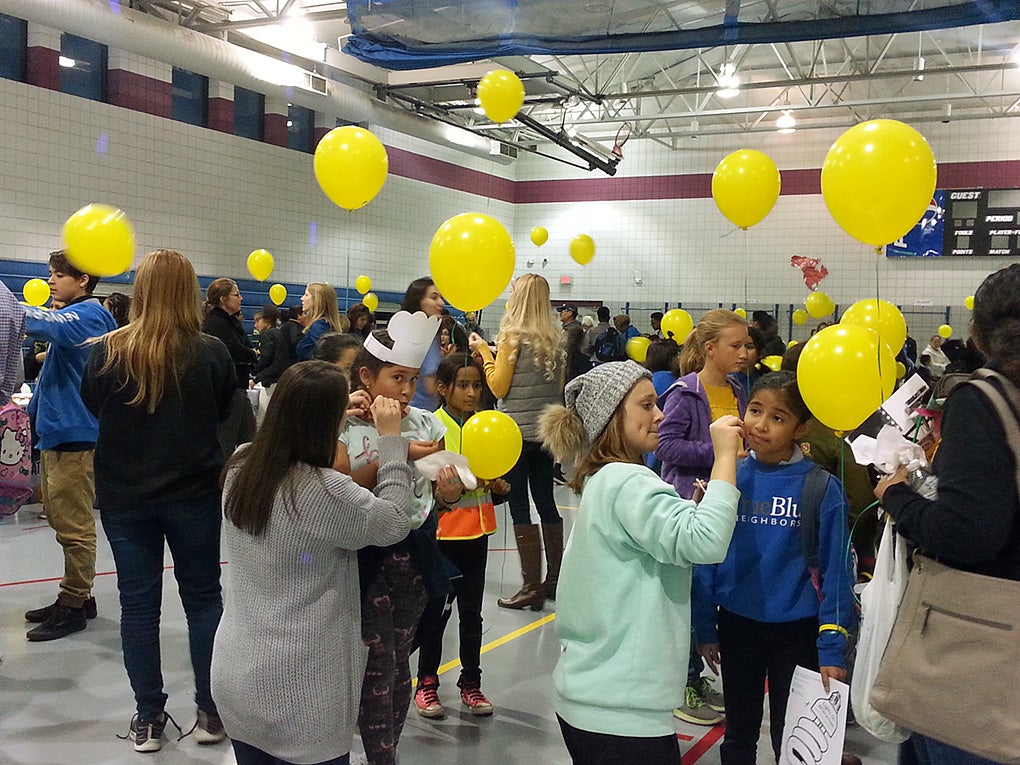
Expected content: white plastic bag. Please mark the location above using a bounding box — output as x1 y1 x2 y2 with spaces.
851 520 910 743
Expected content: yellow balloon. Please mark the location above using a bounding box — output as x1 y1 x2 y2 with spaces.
711 149 782 229
61 203 135 277
938 324 953 339
461 410 523 479
761 355 783 372
660 309 694 343
798 324 897 431
821 119 938 246
734 308 747 319
23 278 50 307
896 361 906 380
269 283 287 306
247 249 274 282
805 291 835 319
313 126 388 211
476 69 524 124
363 292 379 312
570 234 595 265
429 212 515 312
792 308 809 326
355 275 372 295
530 226 549 247
839 298 907 354
626 336 651 363
787 340 799 349
965 295 975 310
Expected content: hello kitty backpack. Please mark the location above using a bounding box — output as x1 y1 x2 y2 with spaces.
0 402 33 516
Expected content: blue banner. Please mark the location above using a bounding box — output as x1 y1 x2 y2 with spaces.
886 190 946 258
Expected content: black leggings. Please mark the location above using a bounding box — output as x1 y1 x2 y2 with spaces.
557 716 680 765
507 439 561 526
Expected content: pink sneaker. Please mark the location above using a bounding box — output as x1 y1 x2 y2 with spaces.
414 676 444 719
460 686 493 716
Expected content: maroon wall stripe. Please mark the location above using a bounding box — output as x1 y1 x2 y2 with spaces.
26 47 59 91
208 97 233 134
108 69 171 118
387 146 516 203
264 113 287 147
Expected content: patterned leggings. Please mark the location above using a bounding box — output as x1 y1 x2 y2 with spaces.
357 550 428 765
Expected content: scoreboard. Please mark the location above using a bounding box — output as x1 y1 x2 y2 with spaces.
886 188 1020 258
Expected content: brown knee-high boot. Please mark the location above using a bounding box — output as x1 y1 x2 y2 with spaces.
498 524 545 610
541 523 563 600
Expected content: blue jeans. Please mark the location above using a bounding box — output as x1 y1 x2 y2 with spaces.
232 739 350 765
100 494 223 720
903 734 1001 765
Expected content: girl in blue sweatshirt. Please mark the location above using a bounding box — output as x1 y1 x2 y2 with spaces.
692 371 855 765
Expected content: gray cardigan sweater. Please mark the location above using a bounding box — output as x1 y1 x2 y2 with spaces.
211 435 413 764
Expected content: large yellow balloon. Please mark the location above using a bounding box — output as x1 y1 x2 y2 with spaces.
805 291 835 319
711 149 782 229
462 410 523 479
530 226 549 247
938 324 953 339
798 324 897 431
355 275 372 295
792 308 809 326
660 309 694 343
269 283 287 306
363 292 379 312
429 212 515 312
313 126 389 211
821 119 937 246
626 336 651 363
569 234 595 265
61 203 135 277
247 249 274 281
839 298 907 354
476 70 524 124
23 279 50 307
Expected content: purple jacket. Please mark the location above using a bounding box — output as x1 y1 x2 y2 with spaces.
656 371 747 499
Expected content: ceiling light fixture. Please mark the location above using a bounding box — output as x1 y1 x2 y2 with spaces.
776 110 797 133
716 63 740 99
914 56 926 82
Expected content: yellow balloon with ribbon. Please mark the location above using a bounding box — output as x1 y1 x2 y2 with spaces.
23 279 50 307
626 336 651 363
792 308 809 326
797 324 897 431
269 284 287 306
711 149 782 229
839 298 907 354
660 309 694 343
429 212 515 312
313 126 389 211
355 275 372 295
363 292 379 312
805 291 835 319
569 234 595 265
61 203 135 277
761 355 783 372
461 410 523 479
247 249 274 282
530 226 549 247
820 119 937 247
476 70 525 124
938 324 953 339
965 295 975 310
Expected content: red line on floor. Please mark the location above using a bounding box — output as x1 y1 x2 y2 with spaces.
0 562 229 588
681 724 725 765
676 733 694 741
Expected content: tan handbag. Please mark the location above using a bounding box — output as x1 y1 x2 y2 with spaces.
870 370 1020 764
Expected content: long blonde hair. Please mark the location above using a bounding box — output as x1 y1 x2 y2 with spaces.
679 308 747 375
303 282 348 333
495 273 563 380
98 249 203 413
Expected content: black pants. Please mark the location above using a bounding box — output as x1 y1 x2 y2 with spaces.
416 536 488 685
717 608 819 765
507 439 561 526
557 716 680 765
232 739 350 765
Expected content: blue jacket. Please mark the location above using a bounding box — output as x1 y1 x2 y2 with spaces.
295 318 332 361
25 297 117 449
692 452 856 667
656 371 747 499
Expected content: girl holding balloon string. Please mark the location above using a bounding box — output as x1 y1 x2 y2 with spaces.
296 282 348 361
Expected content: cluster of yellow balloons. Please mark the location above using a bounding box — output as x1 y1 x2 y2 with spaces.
269 284 287 306
476 70 524 124
712 149 781 229
23 278 50 307
429 212 515 312
461 410 523 479
626 336 651 363
314 126 389 211
660 309 694 343
62 203 135 277
247 249 274 282
805 291 835 319
570 234 595 265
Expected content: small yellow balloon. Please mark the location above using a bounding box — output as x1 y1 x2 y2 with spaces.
247 249 274 282
530 226 549 247
896 361 906 379
761 355 784 372
23 278 50 307
734 308 747 320
792 309 808 326
269 283 287 306
569 234 595 266
787 340 799 349
363 292 379 312
313 126 389 211
965 295 975 310
839 298 907 354
355 275 372 295
61 203 135 277
660 309 694 343
711 149 782 229
805 291 835 319
462 410 523 479
429 213 515 312
626 336 651 363
476 69 525 124
938 324 953 339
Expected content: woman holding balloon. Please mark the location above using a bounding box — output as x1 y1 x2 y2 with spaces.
296 283 347 361
468 273 565 611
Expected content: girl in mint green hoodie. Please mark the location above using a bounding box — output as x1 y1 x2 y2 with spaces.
538 361 743 765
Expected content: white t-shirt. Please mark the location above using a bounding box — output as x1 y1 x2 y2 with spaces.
339 407 446 529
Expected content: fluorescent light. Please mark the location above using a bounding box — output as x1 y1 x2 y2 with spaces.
776 110 797 133
716 63 740 99
59 56 75 68
914 56 925 81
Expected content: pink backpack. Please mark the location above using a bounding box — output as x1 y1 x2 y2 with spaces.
0 402 33 516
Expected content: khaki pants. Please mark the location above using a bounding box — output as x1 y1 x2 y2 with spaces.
40 449 97 608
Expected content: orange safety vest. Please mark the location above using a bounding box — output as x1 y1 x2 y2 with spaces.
434 407 498 541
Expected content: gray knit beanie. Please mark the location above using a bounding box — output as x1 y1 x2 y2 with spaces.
564 361 652 444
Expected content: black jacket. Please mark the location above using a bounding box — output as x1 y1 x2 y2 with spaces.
253 326 294 386
202 308 257 390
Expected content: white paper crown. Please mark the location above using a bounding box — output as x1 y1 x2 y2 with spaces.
364 310 441 369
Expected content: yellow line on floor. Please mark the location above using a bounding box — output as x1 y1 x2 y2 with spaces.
437 612 557 676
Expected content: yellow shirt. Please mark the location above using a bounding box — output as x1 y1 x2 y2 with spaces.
705 383 740 421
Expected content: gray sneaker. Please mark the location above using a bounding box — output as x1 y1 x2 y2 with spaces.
693 675 725 712
673 686 723 725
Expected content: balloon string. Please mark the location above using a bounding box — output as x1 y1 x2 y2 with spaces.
345 211 352 312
